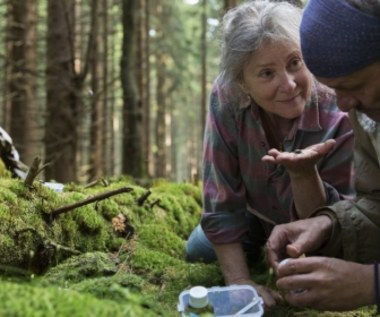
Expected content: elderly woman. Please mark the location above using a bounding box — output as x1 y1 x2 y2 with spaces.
185 0 355 307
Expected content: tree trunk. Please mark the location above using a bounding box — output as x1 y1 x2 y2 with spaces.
89 0 103 181
45 0 78 182
121 0 143 178
153 3 169 178
101 0 112 177
154 56 166 178
199 0 207 178
136 0 149 178
144 0 152 176
7 0 39 165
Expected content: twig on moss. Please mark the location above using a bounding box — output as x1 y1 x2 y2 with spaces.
137 189 151 206
16 227 80 256
43 240 80 255
149 198 160 208
49 186 134 219
84 178 109 189
24 156 49 188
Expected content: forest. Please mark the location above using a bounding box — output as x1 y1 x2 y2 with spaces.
0 0 230 184
0 0 377 316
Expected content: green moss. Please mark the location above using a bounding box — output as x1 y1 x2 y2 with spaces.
99 199 125 220
137 223 185 259
42 252 117 285
127 243 184 278
74 207 103 233
0 280 158 317
0 233 18 263
72 272 148 295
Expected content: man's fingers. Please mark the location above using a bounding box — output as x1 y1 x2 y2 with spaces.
286 244 302 258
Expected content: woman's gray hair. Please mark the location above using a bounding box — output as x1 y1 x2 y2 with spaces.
219 0 303 86
346 0 380 16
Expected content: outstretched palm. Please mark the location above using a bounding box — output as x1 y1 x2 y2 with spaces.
262 139 336 176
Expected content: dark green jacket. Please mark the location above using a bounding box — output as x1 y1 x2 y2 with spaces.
316 110 380 263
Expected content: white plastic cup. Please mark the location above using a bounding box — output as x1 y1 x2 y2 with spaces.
279 258 308 295
188 286 209 308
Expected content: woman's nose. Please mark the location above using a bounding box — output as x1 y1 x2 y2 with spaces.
279 73 296 92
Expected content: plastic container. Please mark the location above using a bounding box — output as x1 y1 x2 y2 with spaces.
184 286 215 316
43 182 64 192
178 285 263 317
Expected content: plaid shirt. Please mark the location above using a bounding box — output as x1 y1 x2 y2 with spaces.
201 78 355 244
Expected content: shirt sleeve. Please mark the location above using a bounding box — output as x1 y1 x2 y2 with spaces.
289 88 355 220
314 93 356 205
314 198 380 263
201 83 249 244
319 127 355 205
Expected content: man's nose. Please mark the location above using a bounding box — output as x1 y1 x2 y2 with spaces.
336 92 359 112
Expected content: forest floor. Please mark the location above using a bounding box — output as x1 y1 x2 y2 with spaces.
0 175 376 317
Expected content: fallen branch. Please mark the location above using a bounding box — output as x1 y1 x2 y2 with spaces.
49 187 133 219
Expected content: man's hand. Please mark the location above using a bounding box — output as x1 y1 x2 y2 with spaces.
265 215 333 272
276 257 373 311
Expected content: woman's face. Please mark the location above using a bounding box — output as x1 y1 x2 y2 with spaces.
241 41 312 119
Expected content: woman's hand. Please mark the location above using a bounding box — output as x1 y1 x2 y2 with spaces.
262 139 336 177
276 257 373 311
231 278 282 308
262 139 337 218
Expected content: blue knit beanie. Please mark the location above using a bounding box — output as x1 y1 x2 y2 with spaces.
301 0 380 78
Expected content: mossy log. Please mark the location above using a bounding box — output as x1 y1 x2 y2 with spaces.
0 177 201 272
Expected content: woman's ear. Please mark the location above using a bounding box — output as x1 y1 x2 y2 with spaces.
238 81 249 94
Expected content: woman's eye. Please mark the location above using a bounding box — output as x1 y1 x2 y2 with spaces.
259 70 273 78
289 58 303 70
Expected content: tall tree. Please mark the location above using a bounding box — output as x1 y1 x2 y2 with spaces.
136 0 149 178
144 0 152 177
7 0 39 165
45 0 78 182
46 0 99 182
101 0 112 177
199 0 207 178
89 0 104 181
121 0 143 178
153 3 168 178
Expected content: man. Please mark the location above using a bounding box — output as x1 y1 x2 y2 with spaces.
266 0 380 312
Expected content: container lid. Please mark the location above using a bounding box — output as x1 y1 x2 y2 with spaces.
178 284 264 317
189 286 209 308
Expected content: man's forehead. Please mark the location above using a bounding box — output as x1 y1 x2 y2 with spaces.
316 76 354 90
